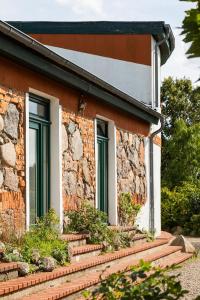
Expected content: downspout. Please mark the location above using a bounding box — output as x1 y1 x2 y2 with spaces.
149 32 169 233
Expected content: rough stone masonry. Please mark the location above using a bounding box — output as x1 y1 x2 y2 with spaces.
0 85 25 238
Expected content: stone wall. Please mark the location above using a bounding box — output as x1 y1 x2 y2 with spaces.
62 110 95 211
0 85 25 238
117 129 146 204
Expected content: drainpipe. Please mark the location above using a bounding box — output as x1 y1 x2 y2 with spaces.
149 32 169 233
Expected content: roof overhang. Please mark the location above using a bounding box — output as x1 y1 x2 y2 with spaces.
0 21 161 125
7 21 175 65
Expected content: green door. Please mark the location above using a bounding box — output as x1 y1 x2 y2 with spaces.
97 119 108 214
29 95 50 224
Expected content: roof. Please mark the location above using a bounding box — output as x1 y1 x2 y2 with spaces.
8 21 175 65
0 20 161 124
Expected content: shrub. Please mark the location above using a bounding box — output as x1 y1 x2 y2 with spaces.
118 193 141 226
20 209 68 265
65 201 115 246
1 209 69 271
161 182 200 235
83 260 188 300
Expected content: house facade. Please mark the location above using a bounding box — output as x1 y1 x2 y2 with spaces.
0 21 174 237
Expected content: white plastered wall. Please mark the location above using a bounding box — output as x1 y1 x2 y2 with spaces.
25 89 63 230
46 45 152 105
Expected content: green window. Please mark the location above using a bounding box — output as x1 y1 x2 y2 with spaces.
29 94 50 224
97 119 108 214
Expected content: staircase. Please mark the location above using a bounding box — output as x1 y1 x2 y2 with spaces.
0 230 192 300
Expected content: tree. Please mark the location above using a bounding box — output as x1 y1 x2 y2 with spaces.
180 0 200 58
161 77 200 187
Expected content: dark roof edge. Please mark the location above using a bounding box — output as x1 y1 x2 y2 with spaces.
7 21 175 65
0 20 161 124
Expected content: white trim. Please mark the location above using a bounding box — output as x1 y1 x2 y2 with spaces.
94 118 98 209
95 115 118 225
26 88 63 230
25 93 30 230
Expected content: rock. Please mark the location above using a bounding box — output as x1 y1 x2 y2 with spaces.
0 142 16 167
123 132 129 143
68 121 76 134
0 241 5 251
0 137 4 145
172 226 183 235
4 168 18 191
170 235 196 253
82 158 90 183
31 249 40 265
4 104 19 139
71 129 83 160
0 170 3 188
0 115 4 132
18 262 30 276
39 257 56 272
63 171 77 195
62 125 68 153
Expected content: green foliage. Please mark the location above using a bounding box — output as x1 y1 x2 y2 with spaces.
161 78 200 188
65 201 115 246
180 0 200 59
83 260 188 299
65 201 140 250
161 182 200 234
20 209 68 265
118 193 141 226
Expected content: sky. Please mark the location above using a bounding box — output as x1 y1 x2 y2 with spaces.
0 0 199 85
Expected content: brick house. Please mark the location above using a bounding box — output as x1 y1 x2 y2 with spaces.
0 21 174 237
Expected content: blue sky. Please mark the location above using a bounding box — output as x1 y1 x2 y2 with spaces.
0 0 199 85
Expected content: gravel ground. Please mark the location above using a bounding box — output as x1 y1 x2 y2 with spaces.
170 238 200 300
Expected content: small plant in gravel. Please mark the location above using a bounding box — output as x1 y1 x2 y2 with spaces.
118 193 141 226
83 260 189 300
0 209 69 275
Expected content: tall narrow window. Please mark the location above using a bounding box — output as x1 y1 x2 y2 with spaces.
97 119 109 214
29 94 50 224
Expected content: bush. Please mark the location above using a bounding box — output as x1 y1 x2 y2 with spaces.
64 201 115 246
83 260 188 299
161 182 200 235
118 193 141 226
1 210 69 272
20 209 68 265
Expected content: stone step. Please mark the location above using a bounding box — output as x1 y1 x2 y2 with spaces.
0 262 19 282
69 244 103 262
20 246 189 300
61 234 89 247
0 238 170 300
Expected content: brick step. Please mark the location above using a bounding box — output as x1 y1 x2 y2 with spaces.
69 244 103 263
0 238 169 300
61 234 89 248
69 234 148 262
20 246 188 300
0 262 19 282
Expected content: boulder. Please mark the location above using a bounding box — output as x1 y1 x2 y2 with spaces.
4 168 19 191
68 121 76 134
4 103 19 139
70 129 83 161
170 235 196 253
0 142 16 167
39 257 56 272
18 262 30 276
0 170 3 188
0 115 4 132
62 125 68 153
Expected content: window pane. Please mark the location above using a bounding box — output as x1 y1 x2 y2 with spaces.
29 128 37 224
29 101 48 119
